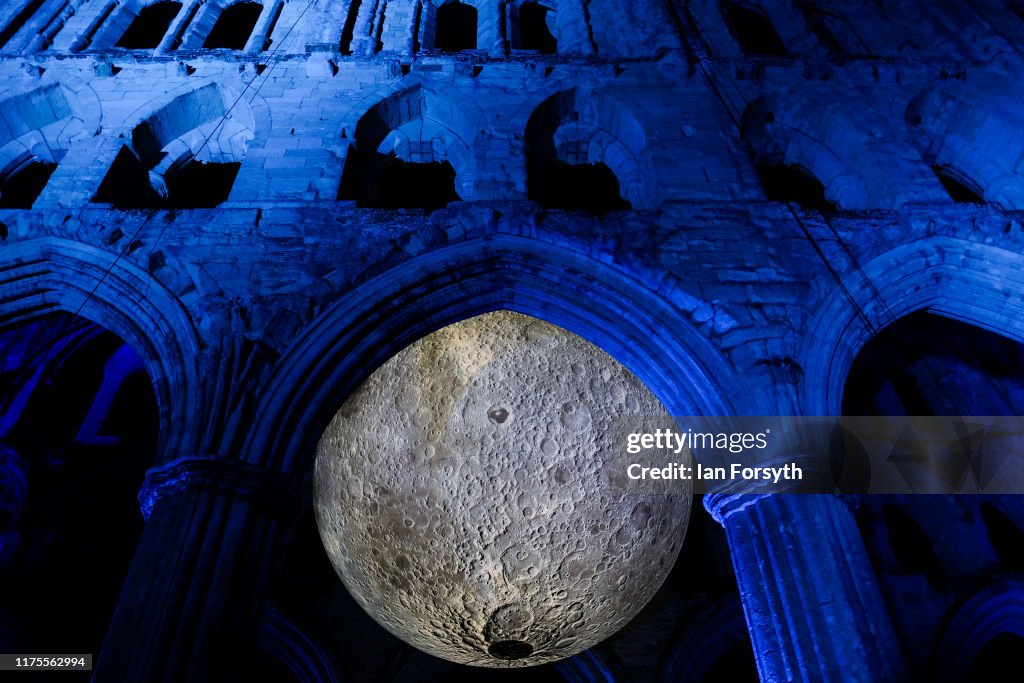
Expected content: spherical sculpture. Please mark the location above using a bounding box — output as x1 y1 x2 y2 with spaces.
314 311 691 667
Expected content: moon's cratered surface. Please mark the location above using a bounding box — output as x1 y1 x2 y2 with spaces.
314 311 691 667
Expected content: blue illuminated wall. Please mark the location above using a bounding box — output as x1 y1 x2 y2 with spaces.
0 1 1022 681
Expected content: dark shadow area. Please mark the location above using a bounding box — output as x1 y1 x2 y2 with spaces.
0 160 57 208
435 1 477 52
721 2 787 56
518 2 557 53
842 312 1024 416
933 166 985 204
981 503 1024 571
116 1 182 49
339 150 459 211
755 163 835 211
883 504 944 580
164 160 241 208
536 160 631 213
699 638 759 682
204 1 262 50
340 0 362 53
93 147 239 209
0 313 157 659
963 632 1024 682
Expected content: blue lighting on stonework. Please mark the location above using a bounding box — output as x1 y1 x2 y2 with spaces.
0 0 1022 680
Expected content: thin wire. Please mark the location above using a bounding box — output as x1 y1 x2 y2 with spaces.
75 0 320 320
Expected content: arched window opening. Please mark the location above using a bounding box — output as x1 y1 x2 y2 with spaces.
882 504 943 579
964 632 1024 681
526 90 654 211
0 312 157 655
797 2 867 56
93 150 240 209
0 159 57 209
517 2 557 53
340 153 460 211
721 2 787 56
537 160 631 212
435 1 477 52
755 163 835 211
116 1 183 49
934 166 985 204
204 1 263 49
981 503 1024 571
340 0 362 54
842 312 1024 417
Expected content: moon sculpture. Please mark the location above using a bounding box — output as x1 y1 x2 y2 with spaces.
314 311 691 667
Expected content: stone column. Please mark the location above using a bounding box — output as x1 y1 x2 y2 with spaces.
156 0 205 53
246 0 285 53
705 493 907 682
555 0 594 55
477 0 507 56
94 456 295 683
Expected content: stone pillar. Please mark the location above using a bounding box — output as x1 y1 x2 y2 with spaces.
246 0 285 53
94 456 295 683
156 0 204 53
705 493 907 682
478 0 507 56
555 0 594 55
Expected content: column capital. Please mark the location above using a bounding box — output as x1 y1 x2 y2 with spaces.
139 455 295 520
703 492 767 524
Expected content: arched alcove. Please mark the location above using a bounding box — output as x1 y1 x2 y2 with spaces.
0 82 92 208
515 2 557 53
842 311 1024 417
434 1 478 52
0 238 202 460
933 579 1024 682
0 312 158 659
906 88 1024 209
721 2 787 56
204 1 264 49
92 82 254 208
525 88 658 211
800 237 1024 417
116 1 183 49
338 85 473 208
741 93 880 209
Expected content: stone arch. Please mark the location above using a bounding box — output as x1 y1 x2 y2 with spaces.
87 0 185 50
244 235 738 479
96 80 256 206
933 579 1024 682
0 80 99 207
338 82 485 203
0 238 202 461
800 236 1024 415
420 0 487 52
742 92 889 209
507 0 558 53
906 87 1024 209
525 87 659 209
